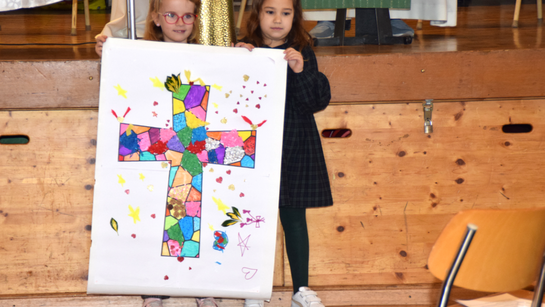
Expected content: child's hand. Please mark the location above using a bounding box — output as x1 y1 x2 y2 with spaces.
233 42 255 51
284 48 304 73
95 35 108 57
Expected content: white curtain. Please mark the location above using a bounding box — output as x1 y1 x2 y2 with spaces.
0 0 62 11
302 0 457 27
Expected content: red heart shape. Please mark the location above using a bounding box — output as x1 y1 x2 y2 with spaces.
151 214 156 219
256 104 261 109
189 267 192 270
259 97 262 100
233 109 238 113
246 98 249 101
256 81 260 84
251 90 254 94
153 101 158 106
164 275 169 280
131 234 136 238
240 193 245 197
216 177 223 183
177 256 185 262
243 85 246 89
125 189 130 194
226 170 231 175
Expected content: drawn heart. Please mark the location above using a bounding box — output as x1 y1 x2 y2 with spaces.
189 267 192 270
258 97 262 100
256 104 261 109
241 267 258 280
151 214 156 219
164 275 169 280
125 189 130 194
251 90 254 94
131 234 136 238
237 102 240 105
153 101 158 106
243 85 246 89
240 193 245 197
216 177 223 183
233 109 238 113
215 111 218 114
226 170 231 175
246 98 249 101
264 84 267 87
167 119 170 123
177 256 185 262
256 81 260 84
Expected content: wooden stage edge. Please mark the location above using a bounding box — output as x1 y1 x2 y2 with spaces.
1 47 544 110
0 286 488 307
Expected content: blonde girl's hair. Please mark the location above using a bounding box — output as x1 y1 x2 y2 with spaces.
245 0 312 50
144 0 201 43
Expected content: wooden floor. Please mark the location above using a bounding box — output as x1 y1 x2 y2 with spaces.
0 4 544 60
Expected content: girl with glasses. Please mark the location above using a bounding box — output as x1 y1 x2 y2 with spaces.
95 0 200 56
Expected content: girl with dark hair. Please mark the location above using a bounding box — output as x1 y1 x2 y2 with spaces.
240 0 333 306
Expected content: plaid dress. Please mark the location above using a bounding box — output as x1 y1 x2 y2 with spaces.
269 42 333 209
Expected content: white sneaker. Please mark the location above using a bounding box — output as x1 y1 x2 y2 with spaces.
244 299 265 307
291 287 325 307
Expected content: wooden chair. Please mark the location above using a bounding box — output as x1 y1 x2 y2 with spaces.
71 0 91 35
428 207 545 307
513 0 543 28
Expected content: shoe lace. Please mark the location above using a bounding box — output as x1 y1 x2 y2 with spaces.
300 288 323 304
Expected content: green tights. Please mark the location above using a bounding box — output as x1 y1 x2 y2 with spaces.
279 207 309 294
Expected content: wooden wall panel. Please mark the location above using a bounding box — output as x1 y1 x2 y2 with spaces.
2 48 544 110
0 110 97 294
1 100 544 296
0 61 100 109
305 99 545 286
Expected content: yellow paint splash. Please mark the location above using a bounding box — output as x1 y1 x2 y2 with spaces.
150 77 165 90
212 196 229 214
139 173 145 181
243 75 250 82
114 84 127 98
147 185 154 192
228 184 235 191
212 84 223 91
220 118 227 124
161 162 169 168
128 205 141 224
117 174 126 187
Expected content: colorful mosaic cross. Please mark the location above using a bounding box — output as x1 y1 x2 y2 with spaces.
118 74 257 258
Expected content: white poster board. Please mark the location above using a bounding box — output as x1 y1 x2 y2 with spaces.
87 38 287 300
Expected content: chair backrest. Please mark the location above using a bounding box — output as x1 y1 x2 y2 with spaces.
428 207 545 292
